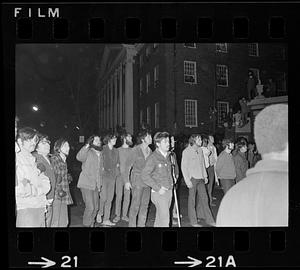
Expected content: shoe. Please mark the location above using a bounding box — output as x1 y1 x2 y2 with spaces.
173 214 183 219
121 216 129 222
102 220 116 226
113 216 120 223
191 224 203 227
212 196 217 200
96 214 102 224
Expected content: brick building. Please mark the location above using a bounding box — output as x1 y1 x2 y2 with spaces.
133 43 287 138
98 43 287 138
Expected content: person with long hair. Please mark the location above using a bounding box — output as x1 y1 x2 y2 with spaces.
125 130 153 227
113 132 133 223
76 135 103 227
15 127 50 227
50 138 73 227
32 133 56 227
97 133 120 226
181 134 215 227
216 138 236 194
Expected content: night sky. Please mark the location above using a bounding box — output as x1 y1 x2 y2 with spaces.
16 44 105 142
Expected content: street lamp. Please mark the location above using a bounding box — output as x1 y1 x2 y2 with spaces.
32 105 39 112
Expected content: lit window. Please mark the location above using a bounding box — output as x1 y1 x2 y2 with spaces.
216 65 229 87
184 61 197 84
216 43 228 53
248 43 259 56
154 65 159 88
155 102 160 128
184 43 196 48
184 100 198 127
217 101 229 126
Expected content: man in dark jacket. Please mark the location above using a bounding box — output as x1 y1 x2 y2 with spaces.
125 130 152 227
217 104 288 226
141 132 174 227
97 133 120 226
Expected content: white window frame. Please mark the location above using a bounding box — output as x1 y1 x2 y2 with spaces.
146 73 150 93
146 106 151 125
184 61 197 84
216 43 228 53
154 65 159 88
248 43 259 57
155 102 160 128
249 68 260 82
184 99 198 128
183 43 196 48
217 101 229 126
216 64 229 87
139 78 143 96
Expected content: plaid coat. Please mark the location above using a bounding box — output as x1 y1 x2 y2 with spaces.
50 153 73 205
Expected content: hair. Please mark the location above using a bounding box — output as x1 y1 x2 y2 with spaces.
222 138 234 150
254 104 288 155
121 132 132 143
201 135 209 147
235 136 248 145
153 132 169 148
189 134 201 146
35 133 50 149
235 140 247 151
136 129 151 145
53 138 69 154
103 133 117 145
17 127 38 143
87 134 101 145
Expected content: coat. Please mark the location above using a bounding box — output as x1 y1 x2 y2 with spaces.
216 159 288 227
76 145 103 191
101 145 120 180
125 144 152 187
141 149 174 192
232 151 249 183
33 152 57 200
215 151 236 180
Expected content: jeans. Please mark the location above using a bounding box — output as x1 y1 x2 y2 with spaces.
51 199 69 227
151 189 172 227
220 179 235 195
16 208 46 227
206 165 215 205
189 178 215 225
115 176 131 218
81 188 99 227
45 204 53 227
98 177 116 221
128 185 151 227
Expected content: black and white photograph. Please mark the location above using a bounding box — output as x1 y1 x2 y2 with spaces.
15 43 288 228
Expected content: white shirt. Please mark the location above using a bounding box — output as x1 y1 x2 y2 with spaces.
201 146 211 168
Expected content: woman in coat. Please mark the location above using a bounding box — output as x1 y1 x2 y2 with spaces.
76 135 103 227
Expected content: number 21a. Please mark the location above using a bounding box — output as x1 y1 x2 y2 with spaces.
206 256 236 267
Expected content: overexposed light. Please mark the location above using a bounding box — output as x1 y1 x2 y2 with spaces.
32 105 39 112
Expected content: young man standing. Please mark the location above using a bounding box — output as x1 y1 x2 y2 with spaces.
125 130 152 227
97 133 120 226
141 132 174 227
181 134 215 227
16 127 51 227
113 133 133 223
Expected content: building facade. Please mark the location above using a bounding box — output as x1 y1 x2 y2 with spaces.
97 44 137 134
133 43 287 137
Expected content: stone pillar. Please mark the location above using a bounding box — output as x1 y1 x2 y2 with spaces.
114 71 118 129
119 65 123 127
123 45 137 134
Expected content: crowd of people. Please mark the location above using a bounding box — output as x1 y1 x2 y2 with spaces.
14 103 288 228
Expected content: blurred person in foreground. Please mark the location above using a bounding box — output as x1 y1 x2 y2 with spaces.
217 104 288 227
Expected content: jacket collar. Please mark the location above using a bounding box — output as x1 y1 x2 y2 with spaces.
155 148 169 160
246 158 288 176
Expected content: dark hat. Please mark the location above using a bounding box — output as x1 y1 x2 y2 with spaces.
254 104 288 155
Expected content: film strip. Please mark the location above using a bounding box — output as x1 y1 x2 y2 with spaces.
4 2 299 268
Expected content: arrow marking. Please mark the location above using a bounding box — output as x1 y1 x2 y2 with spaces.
174 256 202 268
28 257 56 268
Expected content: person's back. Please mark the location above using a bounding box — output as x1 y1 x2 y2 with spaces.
216 159 288 226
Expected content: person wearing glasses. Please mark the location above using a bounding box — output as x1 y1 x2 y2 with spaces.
32 134 56 227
